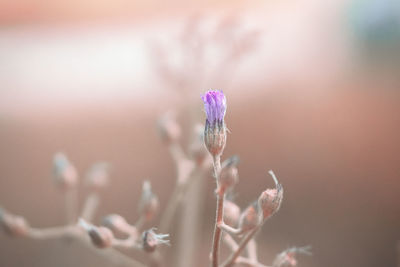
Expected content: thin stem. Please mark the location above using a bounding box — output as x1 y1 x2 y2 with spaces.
65 188 78 225
176 168 205 267
27 225 146 267
211 154 224 267
247 239 258 263
134 215 145 231
221 225 261 267
81 193 100 222
218 222 241 236
159 164 196 233
223 233 239 251
236 257 270 267
28 226 74 239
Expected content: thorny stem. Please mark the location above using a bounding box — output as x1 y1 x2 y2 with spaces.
211 154 224 267
221 225 261 267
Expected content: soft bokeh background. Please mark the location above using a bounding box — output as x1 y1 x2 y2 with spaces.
1 0 400 266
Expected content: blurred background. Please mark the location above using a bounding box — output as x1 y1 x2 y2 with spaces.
1 0 400 266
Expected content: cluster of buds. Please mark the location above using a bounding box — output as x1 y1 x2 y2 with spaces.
85 162 110 190
53 153 78 190
142 228 170 253
138 181 159 222
79 219 114 248
157 112 181 144
272 246 312 267
225 171 283 235
202 90 227 157
0 209 29 237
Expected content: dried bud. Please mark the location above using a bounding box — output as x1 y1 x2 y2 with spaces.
272 246 311 267
157 112 181 144
142 228 170 253
85 162 110 190
223 200 241 227
238 202 259 233
257 171 283 220
102 214 134 235
202 90 227 157
218 156 239 193
53 153 78 190
80 219 114 248
188 124 208 166
138 181 159 222
0 210 29 237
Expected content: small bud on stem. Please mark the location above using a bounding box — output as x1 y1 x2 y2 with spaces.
142 228 170 253
202 90 227 158
138 181 159 223
0 210 29 237
257 171 283 221
223 200 241 228
218 156 239 194
79 219 114 249
238 202 259 234
53 153 78 190
85 162 110 190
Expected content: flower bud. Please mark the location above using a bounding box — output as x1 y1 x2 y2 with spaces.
157 112 181 144
202 90 227 157
188 124 208 166
272 246 311 267
238 202 259 233
85 162 110 190
218 156 239 193
53 153 78 190
142 228 170 253
80 219 114 248
138 181 159 222
0 210 29 237
223 200 241 227
257 171 283 221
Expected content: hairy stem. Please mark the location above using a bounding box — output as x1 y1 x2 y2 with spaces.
211 154 224 267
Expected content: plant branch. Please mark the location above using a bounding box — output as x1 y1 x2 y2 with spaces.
211 154 224 267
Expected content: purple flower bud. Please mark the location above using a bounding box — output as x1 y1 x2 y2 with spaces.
201 90 227 157
201 90 227 124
